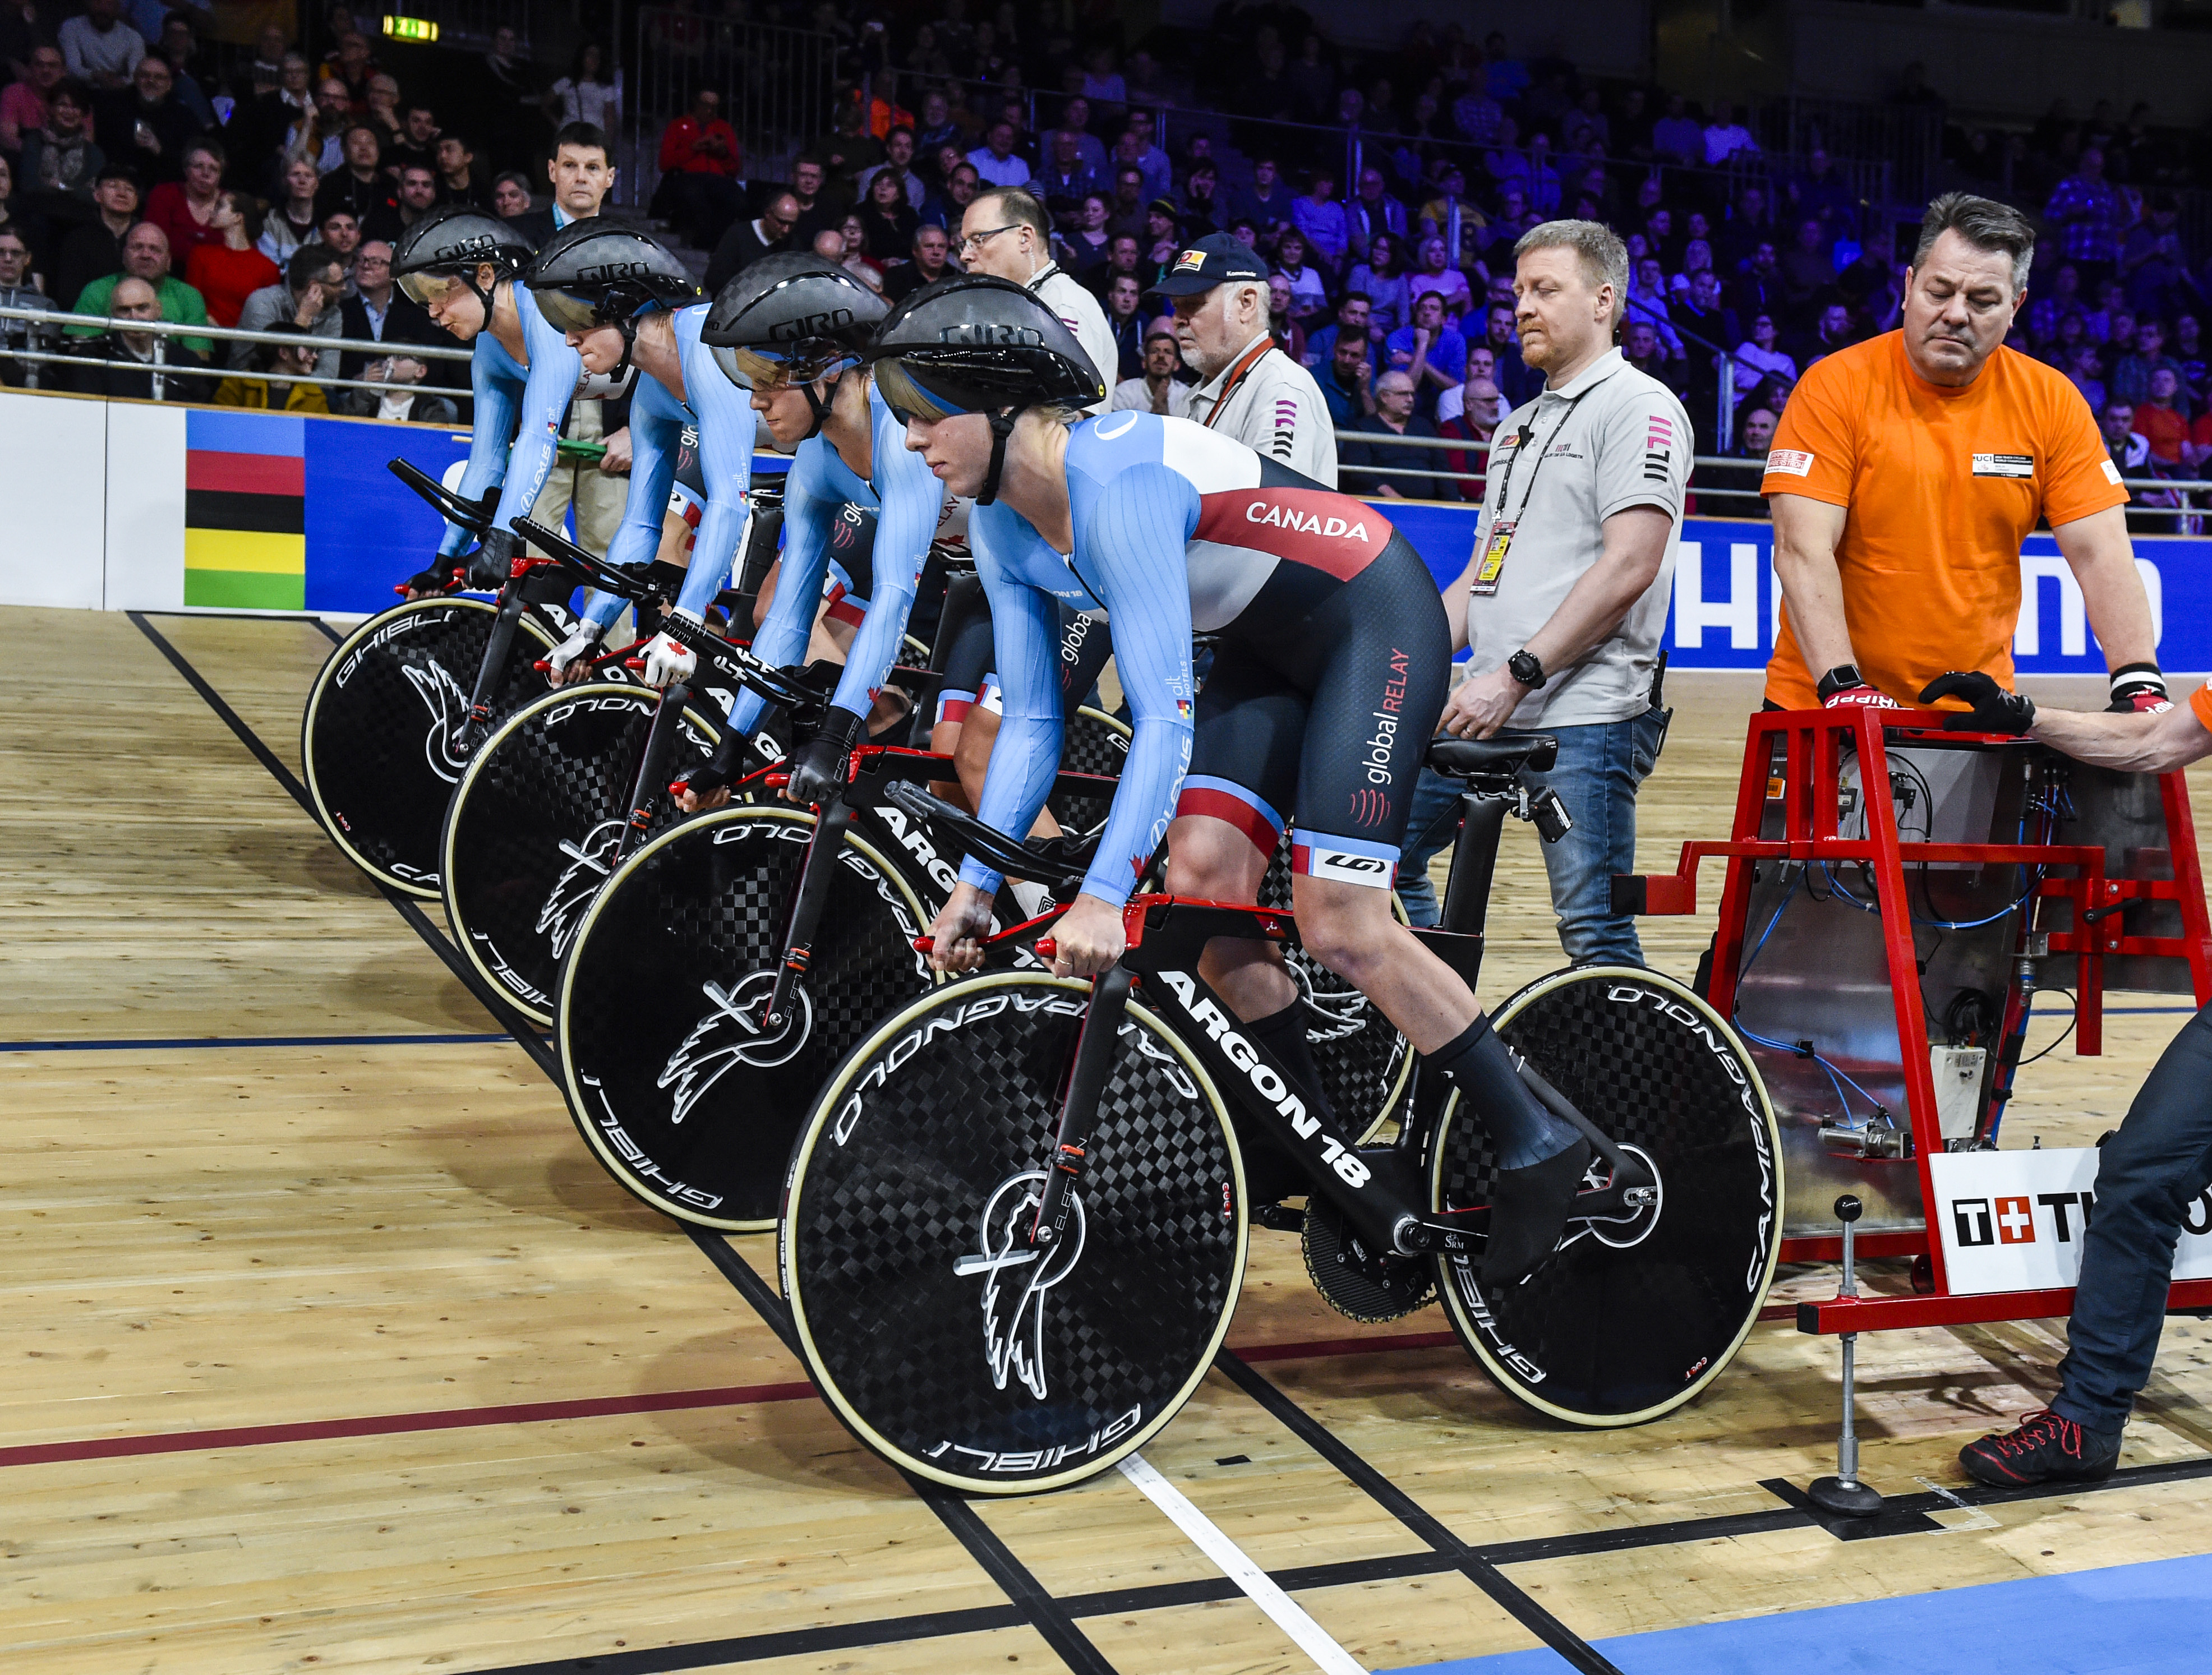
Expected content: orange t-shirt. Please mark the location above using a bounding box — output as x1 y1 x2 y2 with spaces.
1761 333 2128 709
2192 685 2212 734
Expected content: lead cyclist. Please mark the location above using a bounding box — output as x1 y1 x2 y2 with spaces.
390 206 611 598
887 276 1592 1285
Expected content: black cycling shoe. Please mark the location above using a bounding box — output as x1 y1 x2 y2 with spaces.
1958 1409 2121 1488
1482 1137 1591 1288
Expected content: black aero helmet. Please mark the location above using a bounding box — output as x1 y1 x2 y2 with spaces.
391 205 534 318
525 219 703 333
703 253 887 391
865 275 1105 503
866 274 1105 424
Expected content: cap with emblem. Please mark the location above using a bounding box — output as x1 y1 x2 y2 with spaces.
1147 231 1269 297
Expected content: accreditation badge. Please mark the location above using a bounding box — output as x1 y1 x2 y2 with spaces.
1469 520 1515 598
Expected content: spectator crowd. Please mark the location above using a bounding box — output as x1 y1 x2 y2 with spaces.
0 0 2208 521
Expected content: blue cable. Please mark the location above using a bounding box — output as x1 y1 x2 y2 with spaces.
1730 865 1886 1129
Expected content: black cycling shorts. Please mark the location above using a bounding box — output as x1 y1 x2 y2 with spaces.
1176 532 1449 891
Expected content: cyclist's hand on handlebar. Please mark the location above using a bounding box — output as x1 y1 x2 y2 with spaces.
465 527 519 591
925 883 998 973
640 608 702 687
1440 665 1525 740
401 562 458 601
1045 893 1126 979
1918 671 2036 735
675 729 750 813
547 620 605 685
783 707 862 806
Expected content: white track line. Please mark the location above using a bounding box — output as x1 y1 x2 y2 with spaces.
1118 1452 1367 1675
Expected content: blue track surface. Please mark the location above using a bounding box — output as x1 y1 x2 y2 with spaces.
1388 1553 2212 1674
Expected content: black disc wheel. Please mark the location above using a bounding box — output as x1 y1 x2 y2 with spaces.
441 682 741 1026
1428 966 1783 1426
556 807 937 1229
301 597 561 896
782 974 1246 1493
1259 834 1414 1142
1045 705 1130 841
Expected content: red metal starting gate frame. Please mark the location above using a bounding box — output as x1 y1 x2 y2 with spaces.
1620 705 2212 1337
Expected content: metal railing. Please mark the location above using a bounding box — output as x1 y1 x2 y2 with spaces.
624 10 838 215
1 303 473 403
1761 98 1943 206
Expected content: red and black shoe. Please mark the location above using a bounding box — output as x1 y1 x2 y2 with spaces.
1958 1409 2121 1488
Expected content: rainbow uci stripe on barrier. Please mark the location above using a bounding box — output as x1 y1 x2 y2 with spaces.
185 412 306 611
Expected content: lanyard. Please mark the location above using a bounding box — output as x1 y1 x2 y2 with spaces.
1487 386 1593 526
1199 338 1274 430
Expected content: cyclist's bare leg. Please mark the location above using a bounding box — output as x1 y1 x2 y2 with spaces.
1164 813 1293 1017
928 719 971 808
1287 871 1479 1055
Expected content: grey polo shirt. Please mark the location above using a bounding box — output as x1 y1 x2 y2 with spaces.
1465 347 1691 728
1180 333 1339 483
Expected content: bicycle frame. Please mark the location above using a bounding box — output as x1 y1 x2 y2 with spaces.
1019 895 1658 1268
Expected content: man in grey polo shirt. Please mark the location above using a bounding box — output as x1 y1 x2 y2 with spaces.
1398 219 1689 965
1149 230 1337 482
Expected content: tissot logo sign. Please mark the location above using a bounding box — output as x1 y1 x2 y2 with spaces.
1932 1151 2212 1294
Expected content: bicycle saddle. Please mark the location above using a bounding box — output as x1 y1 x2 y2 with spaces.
1426 736 1559 778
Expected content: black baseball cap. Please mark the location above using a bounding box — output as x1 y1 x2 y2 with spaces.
1147 231 1268 297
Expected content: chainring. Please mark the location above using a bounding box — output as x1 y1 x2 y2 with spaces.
1301 1193 1436 1323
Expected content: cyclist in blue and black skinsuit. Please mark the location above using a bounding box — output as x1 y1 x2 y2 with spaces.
879 275 1591 1285
390 206 601 598
522 221 760 688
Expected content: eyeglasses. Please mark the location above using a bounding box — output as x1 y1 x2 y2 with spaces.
956 224 1021 256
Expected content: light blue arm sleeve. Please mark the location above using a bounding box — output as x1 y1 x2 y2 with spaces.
579 375 681 631
493 288 582 544
669 325 759 621
442 336 518 557
725 442 831 738
958 504 1067 898
1057 464 1197 907
828 396 939 721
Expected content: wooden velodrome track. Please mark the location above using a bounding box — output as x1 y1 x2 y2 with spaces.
7 603 2212 1675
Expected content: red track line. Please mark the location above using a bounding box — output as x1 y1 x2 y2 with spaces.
0 1379 817 1470
3 1310 1807 1470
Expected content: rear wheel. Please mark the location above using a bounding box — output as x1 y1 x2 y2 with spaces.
441 682 743 1027
782 975 1246 1493
556 806 936 1229
1428 965 1782 1426
301 597 561 896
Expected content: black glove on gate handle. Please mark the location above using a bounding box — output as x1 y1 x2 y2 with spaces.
466 525 520 590
1919 671 2037 736
785 705 863 807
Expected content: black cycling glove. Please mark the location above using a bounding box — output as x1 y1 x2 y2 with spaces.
1918 671 2036 735
400 561 459 596
784 705 863 807
465 525 520 591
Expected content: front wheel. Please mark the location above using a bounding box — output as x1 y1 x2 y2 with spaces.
1428 965 1783 1427
440 682 737 1027
556 806 938 1229
782 974 1247 1494
300 596 561 895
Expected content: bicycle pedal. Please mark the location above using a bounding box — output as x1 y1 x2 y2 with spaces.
1251 1201 1305 1234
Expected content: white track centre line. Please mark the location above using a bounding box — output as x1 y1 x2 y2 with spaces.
1118 1452 1368 1675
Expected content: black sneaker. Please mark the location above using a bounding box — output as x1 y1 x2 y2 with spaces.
1958 1409 2121 1488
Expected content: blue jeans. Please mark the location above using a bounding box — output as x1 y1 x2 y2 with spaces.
2052 1003 2212 1434
1395 711 1665 967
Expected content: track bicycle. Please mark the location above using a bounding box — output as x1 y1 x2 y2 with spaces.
555 740 1116 1230
300 460 653 896
436 516 807 1025
780 736 1786 1493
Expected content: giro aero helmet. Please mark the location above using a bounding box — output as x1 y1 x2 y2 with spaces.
863 275 1105 502
703 253 888 436
391 204 535 320
525 219 703 381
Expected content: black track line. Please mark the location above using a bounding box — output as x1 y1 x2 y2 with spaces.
133 615 1121 1675
1215 1349 1625 1675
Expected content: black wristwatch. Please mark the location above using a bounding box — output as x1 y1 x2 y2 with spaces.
1508 649 1548 690
1815 663 1867 703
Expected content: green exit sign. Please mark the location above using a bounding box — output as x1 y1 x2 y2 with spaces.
381 15 439 42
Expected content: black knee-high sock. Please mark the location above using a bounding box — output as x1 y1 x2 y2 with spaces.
1425 1012 1579 1170
1237 1002 1331 1202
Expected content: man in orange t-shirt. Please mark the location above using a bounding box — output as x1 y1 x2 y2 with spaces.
1763 193 2167 717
